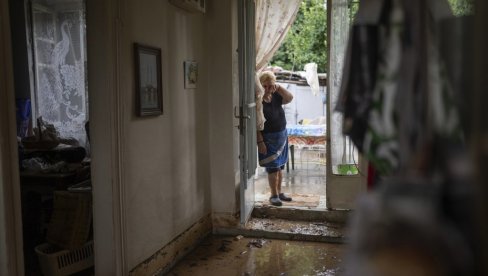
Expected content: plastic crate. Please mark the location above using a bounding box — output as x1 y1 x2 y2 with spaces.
35 241 94 276
46 191 92 250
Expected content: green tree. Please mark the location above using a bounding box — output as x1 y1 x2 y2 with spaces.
448 0 474 16
270 0 327 73
270 0 473 72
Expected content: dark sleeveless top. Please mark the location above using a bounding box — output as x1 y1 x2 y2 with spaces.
262 93 286 133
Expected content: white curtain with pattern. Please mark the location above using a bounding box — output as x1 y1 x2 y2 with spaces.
255 0 302 71
31 0 87 145
254 0 302 130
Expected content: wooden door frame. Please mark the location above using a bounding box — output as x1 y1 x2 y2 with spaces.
86 0 127 274
0 1 25 274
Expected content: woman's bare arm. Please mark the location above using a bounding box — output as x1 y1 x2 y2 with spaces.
257 131 266 154
275 84 293 104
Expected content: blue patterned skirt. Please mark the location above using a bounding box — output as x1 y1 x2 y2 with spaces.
259 129 289 168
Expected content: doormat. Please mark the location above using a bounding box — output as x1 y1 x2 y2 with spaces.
255 193 320 208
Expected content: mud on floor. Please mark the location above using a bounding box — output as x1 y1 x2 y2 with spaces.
167 235 344 276
245 218 345 239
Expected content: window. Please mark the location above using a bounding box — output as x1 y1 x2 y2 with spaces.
30 0 88 145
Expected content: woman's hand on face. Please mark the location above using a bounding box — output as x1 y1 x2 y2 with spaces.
273 84 280 93
262 83 275 94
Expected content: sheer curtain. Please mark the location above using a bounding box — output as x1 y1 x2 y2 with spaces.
255 0 302 71
329 0 357 175
254 0 301 130
31 0 88 145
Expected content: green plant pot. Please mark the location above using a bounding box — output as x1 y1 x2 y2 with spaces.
337 163 358 175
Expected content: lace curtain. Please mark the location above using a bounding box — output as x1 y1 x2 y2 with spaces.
255 0 301 130
255 0 302 71
31 0 88 145
329 0 358 175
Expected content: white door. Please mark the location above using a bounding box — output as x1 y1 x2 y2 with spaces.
238 0 257 224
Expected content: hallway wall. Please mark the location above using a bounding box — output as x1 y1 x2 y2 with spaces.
87 0 239 272
121 0 210 269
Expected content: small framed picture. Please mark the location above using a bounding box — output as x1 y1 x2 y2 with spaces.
134 43 163 116
184 61 198 89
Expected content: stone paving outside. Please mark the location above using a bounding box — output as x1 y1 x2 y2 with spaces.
255 148 327 209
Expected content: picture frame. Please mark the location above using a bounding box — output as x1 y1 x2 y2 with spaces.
134 43 163 116
184 61 198 89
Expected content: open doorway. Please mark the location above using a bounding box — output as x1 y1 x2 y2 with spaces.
253 0 361 210
10 0 94 274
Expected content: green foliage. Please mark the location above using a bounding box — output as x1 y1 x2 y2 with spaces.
349 1 360 22
448 0 474 16
270 0 327 73
270 0 473 72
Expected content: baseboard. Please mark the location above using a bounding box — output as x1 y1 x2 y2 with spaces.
129 213 212 276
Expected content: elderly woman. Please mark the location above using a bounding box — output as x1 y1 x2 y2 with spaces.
257 71 294 206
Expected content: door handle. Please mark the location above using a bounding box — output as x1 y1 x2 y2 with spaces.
234 106 250 120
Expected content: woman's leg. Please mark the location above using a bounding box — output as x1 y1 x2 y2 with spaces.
268 171 279 196
268 170 282 206
276 170 283 194
277 167 292 201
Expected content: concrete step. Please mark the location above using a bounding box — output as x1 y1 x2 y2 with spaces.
252 204 351 224
215 217 347 244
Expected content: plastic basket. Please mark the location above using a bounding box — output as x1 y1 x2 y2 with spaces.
35 241 94 276
46 191 92 250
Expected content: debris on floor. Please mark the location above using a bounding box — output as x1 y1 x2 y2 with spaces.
245 218 345 241
167 235 344 275
246 238 268 248
217 239 232 252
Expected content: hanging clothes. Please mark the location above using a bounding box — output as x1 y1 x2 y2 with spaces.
337 0 462 175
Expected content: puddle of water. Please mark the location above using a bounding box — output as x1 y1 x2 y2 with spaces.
167 235 344 276
246 238 343 275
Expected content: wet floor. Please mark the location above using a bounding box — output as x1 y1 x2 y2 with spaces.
167 235 344 276
255 157 327 209
245 218 344 240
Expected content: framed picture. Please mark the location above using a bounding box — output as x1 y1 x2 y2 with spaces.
184 61 198 89
134 43 163 116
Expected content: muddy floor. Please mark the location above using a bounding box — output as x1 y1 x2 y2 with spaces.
245 218 344 239
167 235 345 276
